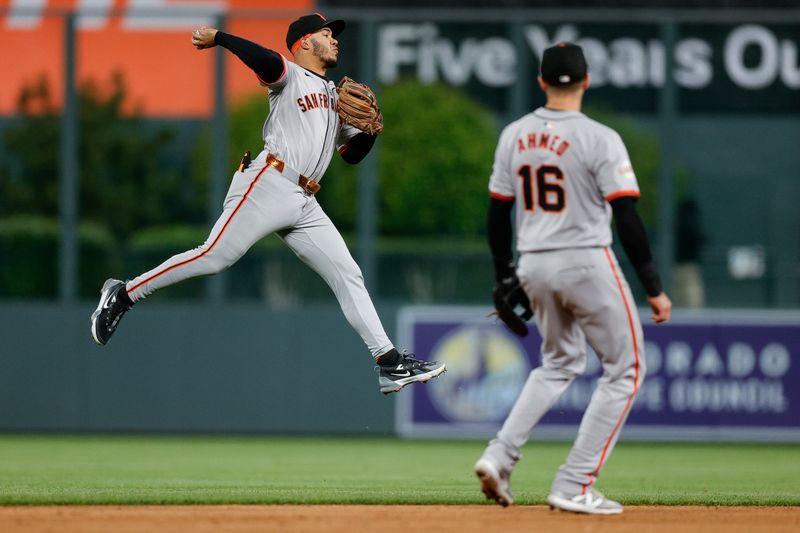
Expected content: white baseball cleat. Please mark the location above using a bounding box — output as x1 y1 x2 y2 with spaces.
547 488 623 515
474 457 514 507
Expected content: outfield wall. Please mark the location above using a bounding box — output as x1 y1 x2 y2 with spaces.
1 304 798 441
0 303 397 435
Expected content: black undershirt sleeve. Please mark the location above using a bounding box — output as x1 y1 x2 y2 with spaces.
339 133 377 164
487 197 516 282
610 196 663 297
214 31 284 84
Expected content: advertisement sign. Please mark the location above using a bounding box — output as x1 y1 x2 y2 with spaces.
377 20 800 114
397 307 800 441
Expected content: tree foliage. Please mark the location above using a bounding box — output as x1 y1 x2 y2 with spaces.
0 73 188 239
321 81 497 238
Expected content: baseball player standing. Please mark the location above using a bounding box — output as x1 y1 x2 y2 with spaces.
90 13 446 395
474 42 671 514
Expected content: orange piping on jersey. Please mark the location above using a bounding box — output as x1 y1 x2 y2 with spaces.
490 191 515 202
127 164 270 294
582 247 642 490
258 55 288 87
606 189 641 202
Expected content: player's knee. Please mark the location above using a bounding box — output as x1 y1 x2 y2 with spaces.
204 260 229 275
334 259 364 286
340 257 363 278
534 366 580 383
600 353 645 388
625 359 647 394
198 249 239 275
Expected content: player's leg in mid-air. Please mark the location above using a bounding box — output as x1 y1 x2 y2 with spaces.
545 247 645 515
279 197 446 394
475 249 588 507
91 163 301 345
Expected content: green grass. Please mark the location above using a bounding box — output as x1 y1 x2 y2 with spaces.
0 435 797 505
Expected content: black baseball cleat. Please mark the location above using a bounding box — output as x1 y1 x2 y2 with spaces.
90 278 133 345
377 353 447 395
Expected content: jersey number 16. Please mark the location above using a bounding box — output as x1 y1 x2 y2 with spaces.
517 164 566 213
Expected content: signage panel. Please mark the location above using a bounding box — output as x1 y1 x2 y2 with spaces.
398 307 800 441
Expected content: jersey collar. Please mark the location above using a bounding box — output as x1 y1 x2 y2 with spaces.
534 107 584 120
300 65 331 82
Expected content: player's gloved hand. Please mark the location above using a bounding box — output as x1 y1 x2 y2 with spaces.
336 77 384 135
493 274 534 337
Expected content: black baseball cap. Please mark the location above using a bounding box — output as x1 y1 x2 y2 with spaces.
286 13 346 53
541 42 588 86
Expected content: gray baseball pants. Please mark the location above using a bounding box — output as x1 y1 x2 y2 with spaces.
483 246 646 496
125 152 394 358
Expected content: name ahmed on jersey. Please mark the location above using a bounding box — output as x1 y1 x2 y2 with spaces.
516 131 570 157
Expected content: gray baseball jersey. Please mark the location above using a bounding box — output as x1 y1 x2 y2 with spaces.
261 57 361 181
488 108 640 251
125 55 393 358
479 107 647 499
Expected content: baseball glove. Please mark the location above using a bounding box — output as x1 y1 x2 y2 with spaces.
336 77 384 135
492 276 533 337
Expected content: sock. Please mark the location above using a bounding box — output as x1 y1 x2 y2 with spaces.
376 348 401 367
118 284 134 307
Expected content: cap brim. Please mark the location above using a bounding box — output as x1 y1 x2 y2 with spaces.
322 19 345 37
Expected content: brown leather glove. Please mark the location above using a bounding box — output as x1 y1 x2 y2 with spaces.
336 77 384 135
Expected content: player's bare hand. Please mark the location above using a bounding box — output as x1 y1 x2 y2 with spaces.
192 28 218 49
647 292 672 324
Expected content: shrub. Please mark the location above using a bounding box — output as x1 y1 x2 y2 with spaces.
0 215 117 298
317 82 498 238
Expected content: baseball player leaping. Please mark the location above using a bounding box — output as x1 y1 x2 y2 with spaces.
474 43 671 514
90 13 446 395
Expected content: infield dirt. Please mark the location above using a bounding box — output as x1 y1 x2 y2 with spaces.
1 505 799 532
